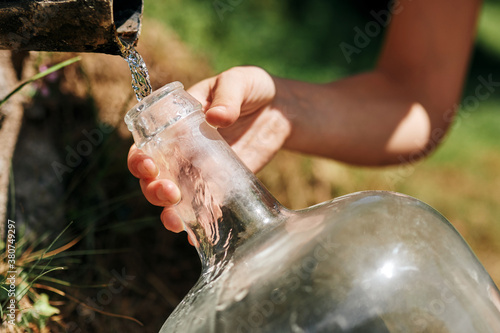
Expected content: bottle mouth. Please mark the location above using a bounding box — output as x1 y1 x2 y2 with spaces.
124 81 202 147
124 81 183 130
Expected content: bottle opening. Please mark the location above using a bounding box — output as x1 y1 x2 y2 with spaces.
124 81 202 147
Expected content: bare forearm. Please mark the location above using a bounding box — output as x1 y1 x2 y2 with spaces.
277 71 436 166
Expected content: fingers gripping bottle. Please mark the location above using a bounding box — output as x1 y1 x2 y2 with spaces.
125 82 500 333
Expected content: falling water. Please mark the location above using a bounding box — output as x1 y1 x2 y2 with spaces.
121 42 152 101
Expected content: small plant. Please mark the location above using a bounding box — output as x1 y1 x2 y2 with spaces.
0 56 81 108
0 223 76 332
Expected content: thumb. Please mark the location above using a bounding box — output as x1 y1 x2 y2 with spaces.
202 69 248 128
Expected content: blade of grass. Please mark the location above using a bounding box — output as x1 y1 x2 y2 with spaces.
16 267 65 301
18 265 69 271
11 222 74 309
33 283 144 326
44 248 130 259
24 234 83 263
37 276 108 289
0 56 81 108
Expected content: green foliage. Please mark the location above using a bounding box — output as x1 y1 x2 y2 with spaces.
477 1 500 59
19 293 60 329
144 0 383 80
145 0 500 93
429 102 500 165
0 218 75 330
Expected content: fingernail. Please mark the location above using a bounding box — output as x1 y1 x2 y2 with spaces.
156 185 167 202
170 184 181 204
139 159 157 177
206 106 227 127
209 106 226 114
157 183 181 204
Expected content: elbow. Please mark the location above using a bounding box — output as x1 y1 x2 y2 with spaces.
376 68 462 166
384 101 457 166
388 124 448 166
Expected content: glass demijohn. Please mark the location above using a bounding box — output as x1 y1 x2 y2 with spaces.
125 82 500 332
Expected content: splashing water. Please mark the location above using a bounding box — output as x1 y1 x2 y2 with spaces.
121 43 152 101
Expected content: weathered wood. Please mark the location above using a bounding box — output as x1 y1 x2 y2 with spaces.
0 50 24 238
0 0 143 55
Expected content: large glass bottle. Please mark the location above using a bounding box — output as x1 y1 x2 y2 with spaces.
125 82 500 332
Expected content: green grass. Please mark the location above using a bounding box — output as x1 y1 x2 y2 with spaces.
405 102 500 234
428 102 500 165
144 0 382 81
477 1 500 59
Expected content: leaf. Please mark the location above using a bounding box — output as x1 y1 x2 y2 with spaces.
29 293 60 328
33 293 60 317
0 56 81 108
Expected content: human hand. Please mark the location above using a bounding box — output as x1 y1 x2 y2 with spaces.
127 66 292 232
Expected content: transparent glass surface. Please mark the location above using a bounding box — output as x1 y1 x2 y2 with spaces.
125 82 500 333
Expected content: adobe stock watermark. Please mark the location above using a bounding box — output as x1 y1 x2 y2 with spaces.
65 268 135 332
443 74 500 127
340 0 412 64
235 234 340 332
409 279 461 329
386 74 500 187
213 0 244 22
51 123 114 182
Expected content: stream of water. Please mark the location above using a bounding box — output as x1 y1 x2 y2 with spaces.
121 42 152 102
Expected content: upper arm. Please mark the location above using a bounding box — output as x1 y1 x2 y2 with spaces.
377 0 482 128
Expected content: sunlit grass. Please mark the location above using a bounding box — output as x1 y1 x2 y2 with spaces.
477 1 500 59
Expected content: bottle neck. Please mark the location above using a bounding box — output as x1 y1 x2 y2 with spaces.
143 112 287 271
